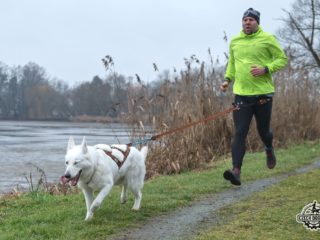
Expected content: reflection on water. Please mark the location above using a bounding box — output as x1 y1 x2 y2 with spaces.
0 121 132 193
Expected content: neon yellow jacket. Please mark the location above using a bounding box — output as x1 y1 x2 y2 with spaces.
225 26 288 96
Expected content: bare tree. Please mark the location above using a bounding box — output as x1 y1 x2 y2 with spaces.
278 0 320 71
0 63 10 118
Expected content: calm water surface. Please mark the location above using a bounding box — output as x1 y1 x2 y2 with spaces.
0 121 132 193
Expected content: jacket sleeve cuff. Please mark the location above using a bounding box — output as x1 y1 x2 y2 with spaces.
225 77 232 82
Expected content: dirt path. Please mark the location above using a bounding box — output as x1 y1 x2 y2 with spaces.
112 160 320 240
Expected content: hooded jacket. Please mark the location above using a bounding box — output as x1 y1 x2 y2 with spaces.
224 26 288 96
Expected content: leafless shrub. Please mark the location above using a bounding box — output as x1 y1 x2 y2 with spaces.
24 164 49 193
18 164 79 196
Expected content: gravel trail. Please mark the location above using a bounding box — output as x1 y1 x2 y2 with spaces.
112 160 320 240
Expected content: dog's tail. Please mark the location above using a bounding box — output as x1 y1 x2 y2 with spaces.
140 146 148 162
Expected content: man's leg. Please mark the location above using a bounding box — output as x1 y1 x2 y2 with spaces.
224 96 254 186
254 99 276 169
231 102 254 169
254 99 273 148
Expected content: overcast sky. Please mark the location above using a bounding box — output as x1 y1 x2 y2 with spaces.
1 0 294 85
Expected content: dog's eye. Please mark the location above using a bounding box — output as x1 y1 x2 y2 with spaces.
65 161 69 165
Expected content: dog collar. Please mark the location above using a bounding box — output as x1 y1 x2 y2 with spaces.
86 165 96 185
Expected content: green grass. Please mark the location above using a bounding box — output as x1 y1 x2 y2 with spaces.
196 168 320 240
0 141 320 240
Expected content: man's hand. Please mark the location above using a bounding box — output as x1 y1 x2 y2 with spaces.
250 65 267 77
220 81 230 92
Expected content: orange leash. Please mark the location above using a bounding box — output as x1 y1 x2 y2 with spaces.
129 98 271 146
150 105 239 141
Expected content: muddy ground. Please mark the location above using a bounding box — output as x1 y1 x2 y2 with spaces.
112 160 320 240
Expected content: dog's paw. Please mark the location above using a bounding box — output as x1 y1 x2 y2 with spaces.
85 212 93 221
120 197 127 204
131 206 140 211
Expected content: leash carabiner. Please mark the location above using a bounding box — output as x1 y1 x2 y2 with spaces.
127 137 153 147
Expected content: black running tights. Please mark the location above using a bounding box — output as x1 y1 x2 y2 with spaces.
231 95 273 169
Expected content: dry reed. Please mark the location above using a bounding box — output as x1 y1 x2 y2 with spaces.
126 55 320 178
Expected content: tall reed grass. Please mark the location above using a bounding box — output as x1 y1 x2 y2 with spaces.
126 55 320 177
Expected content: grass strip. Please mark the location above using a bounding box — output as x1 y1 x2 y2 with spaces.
196 168 320 240
0 141 319 240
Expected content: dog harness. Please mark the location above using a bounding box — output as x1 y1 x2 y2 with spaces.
102 145 130 168
85 145 130 185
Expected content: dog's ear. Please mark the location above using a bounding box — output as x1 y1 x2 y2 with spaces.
67 136 76 152
81 136 88 154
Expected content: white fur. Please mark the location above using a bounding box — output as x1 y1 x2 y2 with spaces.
63 137 148 221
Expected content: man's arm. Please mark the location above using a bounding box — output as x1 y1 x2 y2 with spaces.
265 35 288 73
224 44 235 81
221 44 235 92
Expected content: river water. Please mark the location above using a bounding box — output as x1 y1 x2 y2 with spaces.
0 121 133 194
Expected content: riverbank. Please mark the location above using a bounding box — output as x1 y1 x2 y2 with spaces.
1 141 319 239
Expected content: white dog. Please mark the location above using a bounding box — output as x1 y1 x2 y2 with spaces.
61 137 148 221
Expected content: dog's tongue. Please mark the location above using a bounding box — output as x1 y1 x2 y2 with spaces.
70 178 78 186
60 176 69 185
